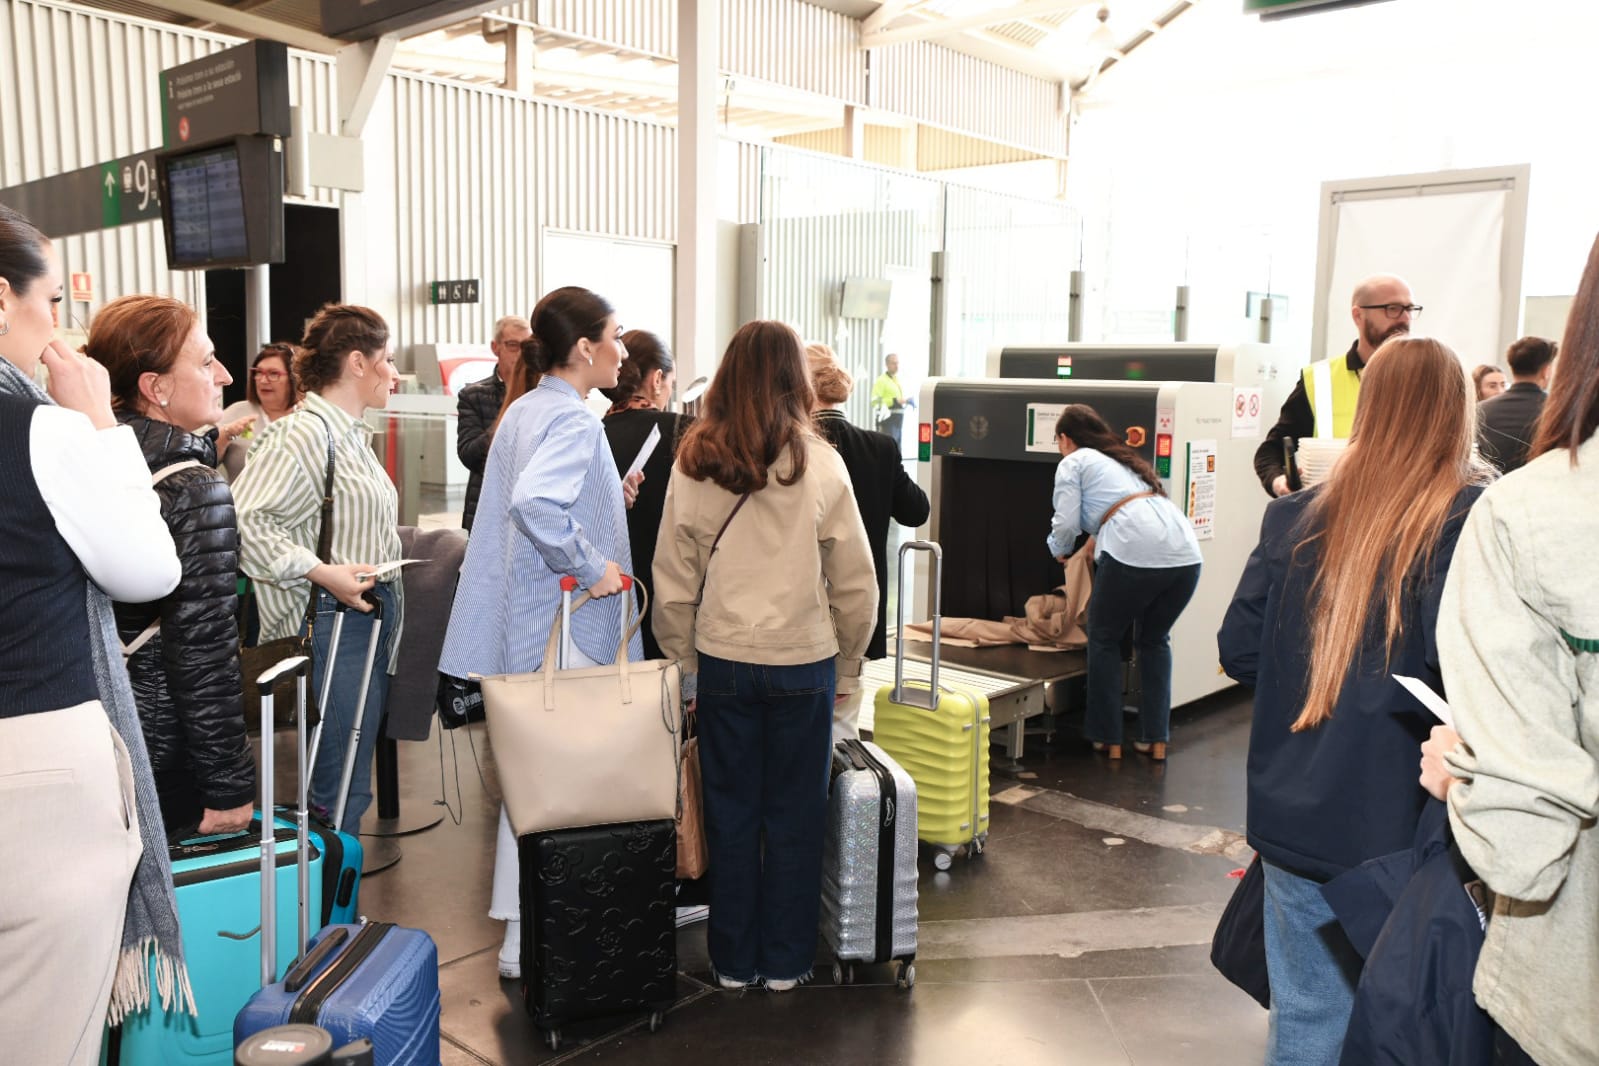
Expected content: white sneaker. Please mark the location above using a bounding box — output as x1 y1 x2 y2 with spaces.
764 972 813 993
498 919 521 980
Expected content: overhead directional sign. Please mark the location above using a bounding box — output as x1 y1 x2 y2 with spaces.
160 40 290 149
0 150 163 238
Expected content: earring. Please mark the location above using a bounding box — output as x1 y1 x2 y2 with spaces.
160 399 169 408
0 321 8 337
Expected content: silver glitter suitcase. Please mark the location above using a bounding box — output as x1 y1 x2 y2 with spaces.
821 739 919 989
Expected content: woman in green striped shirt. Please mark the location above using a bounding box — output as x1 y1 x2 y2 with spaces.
234 304 404 834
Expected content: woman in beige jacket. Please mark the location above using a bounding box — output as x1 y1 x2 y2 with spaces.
1421 233 1599 1066
653 320 877 993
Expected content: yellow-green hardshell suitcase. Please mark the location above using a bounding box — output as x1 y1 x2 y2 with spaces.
870 541 990 870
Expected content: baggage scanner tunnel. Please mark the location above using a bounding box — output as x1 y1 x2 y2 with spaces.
911 377 1265 717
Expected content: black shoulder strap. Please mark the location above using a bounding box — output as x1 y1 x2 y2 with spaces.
304 411 337 565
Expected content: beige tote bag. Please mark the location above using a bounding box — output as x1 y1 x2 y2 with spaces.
480 584 681 836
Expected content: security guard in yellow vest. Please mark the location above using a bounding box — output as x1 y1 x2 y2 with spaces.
1253 274 1419 496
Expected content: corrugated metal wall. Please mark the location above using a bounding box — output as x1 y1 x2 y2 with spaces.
387 71 677 346
722 0 865 103
1 1 225 315
499 0 676 58
492 1 1059 157
760 147 942 426
0 0 339 322
501 0 866 103
873 42 1066 158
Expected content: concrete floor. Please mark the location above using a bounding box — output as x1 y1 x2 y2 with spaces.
322 684 1267 1066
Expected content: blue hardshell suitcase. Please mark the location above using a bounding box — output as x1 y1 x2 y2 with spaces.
231 656 439 1066
313 822 363 926
234 921 441 1066
109 815 325 1066
111 649 361 1065
114 656 377 1065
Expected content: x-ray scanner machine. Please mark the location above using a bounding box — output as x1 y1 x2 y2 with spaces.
905 376 1266 721
988 342 1301 426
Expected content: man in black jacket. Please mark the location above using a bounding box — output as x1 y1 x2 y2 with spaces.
1478 335 1557 473
456 315 530 531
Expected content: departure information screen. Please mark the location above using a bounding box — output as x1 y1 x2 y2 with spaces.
166 146 249 266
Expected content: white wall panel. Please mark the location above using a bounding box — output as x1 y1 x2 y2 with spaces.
874 42 1065 158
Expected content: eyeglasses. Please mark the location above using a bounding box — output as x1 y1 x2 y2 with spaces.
1358 303 1423 320
252 369 287 382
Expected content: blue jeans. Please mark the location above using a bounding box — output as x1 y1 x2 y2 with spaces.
1262 861 1363 1066
696 654 835 983
1085 554 1200 746
306 584 397 834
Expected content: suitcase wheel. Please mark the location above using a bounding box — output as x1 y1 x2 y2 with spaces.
649 1011 664 1034
896 961 916 991
545 1028 562 1052
933 849 954 872
971 835 986 858
832 961 855 986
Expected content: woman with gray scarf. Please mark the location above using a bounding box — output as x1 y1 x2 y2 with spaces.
0 204 194 1063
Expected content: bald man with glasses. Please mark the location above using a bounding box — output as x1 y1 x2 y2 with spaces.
1253 274 1421 497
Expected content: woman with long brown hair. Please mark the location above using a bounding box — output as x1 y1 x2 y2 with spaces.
1049 404 1202 761
1219 336 1493 1065
653 320 876 992
1419 234 1599 1066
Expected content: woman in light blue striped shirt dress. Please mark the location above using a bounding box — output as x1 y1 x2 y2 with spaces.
1047 404 1201 762
437 286 640 981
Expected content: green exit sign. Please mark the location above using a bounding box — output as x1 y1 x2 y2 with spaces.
1246 0 1392 17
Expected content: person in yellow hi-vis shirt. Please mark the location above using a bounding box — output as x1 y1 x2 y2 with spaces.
1252 274 1420 497
870 352 910 449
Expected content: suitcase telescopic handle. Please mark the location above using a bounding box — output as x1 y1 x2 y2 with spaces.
893 540 942 711
253 655 311 988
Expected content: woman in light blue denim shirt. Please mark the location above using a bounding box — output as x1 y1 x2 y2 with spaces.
1047 405 1201 761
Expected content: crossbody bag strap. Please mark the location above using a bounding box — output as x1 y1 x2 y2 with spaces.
1098 490 1158 530
302 411 337 626
696 492 752 604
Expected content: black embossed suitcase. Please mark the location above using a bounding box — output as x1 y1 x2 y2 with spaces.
517 819 677 1051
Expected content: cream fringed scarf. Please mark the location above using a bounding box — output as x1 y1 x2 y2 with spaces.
0 355 195 1024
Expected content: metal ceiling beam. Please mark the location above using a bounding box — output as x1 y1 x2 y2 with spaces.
863 0 1096 48
128 0 344 52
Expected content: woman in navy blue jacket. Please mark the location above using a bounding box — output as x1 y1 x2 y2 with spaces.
1218 337 1492 1066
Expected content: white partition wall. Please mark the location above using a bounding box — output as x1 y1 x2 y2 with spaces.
1312 166 1530 366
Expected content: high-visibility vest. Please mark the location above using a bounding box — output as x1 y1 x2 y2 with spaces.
1301 354 1361 439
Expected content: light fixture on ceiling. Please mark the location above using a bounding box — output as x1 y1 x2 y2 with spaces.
1087 5 1118 60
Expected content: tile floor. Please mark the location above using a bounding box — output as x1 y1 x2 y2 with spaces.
322 684 1267 1065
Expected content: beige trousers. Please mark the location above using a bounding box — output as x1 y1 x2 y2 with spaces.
0 701 143 1065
